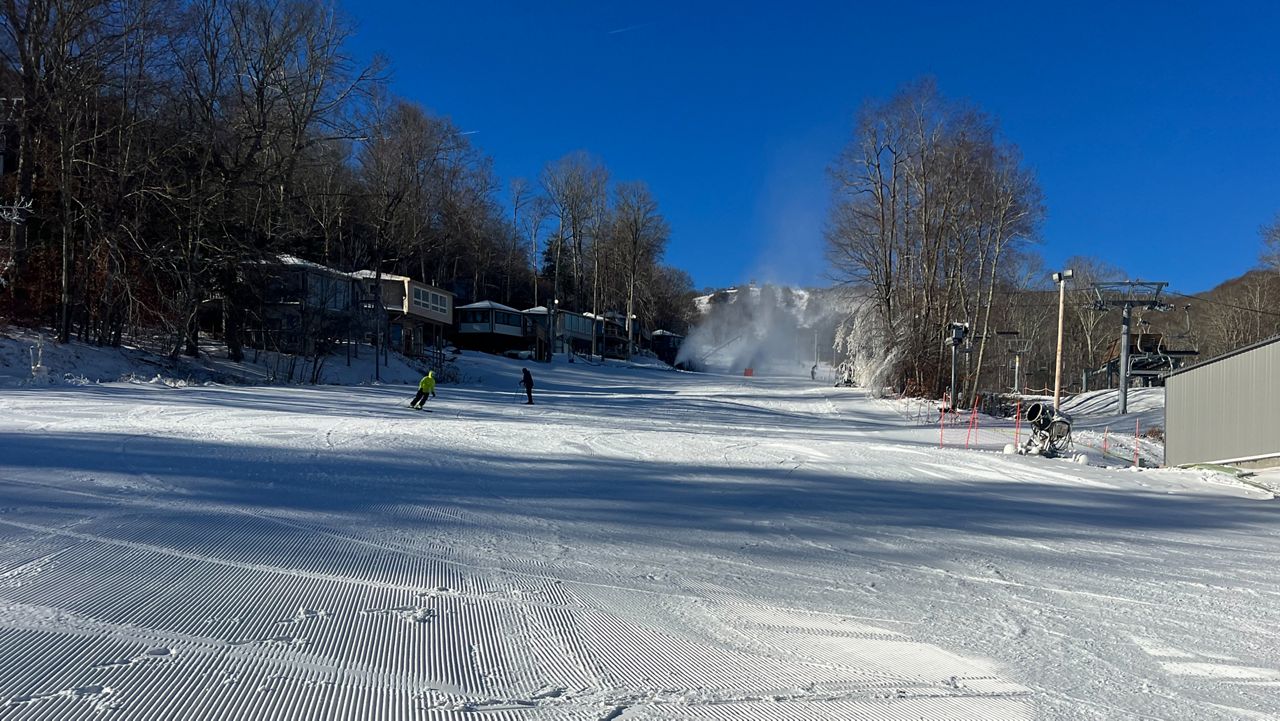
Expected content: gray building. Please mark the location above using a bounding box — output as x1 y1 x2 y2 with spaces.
1164 335 1280 468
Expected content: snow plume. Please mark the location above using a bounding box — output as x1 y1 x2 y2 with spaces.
677 284 843 375
833 298 900 395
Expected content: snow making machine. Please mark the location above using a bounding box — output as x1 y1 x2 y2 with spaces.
1019 401 1074 458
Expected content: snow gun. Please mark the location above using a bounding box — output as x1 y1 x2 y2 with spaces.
1018 402 1074 458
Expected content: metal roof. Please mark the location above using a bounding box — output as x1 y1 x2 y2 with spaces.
457 300 521 312
1164 333 1280 378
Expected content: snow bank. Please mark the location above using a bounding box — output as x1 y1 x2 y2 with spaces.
0 326 674 391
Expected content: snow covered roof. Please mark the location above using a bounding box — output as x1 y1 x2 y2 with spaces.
652 329 684 338
273 255 353 276
350 270 454 294
351 269 410 282
457 300 520 312
524 306 549 314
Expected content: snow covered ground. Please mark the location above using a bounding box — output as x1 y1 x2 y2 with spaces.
1058 388 1167 468
0 327 436 388
2 354 1279 720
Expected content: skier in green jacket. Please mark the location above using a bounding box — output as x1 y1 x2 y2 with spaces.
411 371 436 409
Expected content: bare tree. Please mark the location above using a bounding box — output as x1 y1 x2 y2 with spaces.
1262 213 1280 272
510 177 549 307
0 0 689 372
613 181 668 355
827 79 1042 399
540 151 606 312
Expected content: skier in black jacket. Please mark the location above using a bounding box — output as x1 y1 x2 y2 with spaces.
519 368 534 405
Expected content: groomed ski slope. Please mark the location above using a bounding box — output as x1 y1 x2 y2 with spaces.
2 356 1278 720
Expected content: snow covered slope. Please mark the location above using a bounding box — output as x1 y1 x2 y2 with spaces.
0 327 443 388
1060 388 1167 467
1061 387 1165 431
1 360 1276 720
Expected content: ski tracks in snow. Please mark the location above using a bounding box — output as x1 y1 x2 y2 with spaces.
1 377 1276 718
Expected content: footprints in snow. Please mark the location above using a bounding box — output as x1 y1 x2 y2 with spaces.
229 591 452 647
5 586 453 714
276 606 329 625
418 685 592 715
224 606 333 647
360 587 454 624
92 646 175 669
361 606 438 624
5 684 118 712
3 632 174 710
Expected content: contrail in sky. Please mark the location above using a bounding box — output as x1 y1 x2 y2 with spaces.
607 21 655 35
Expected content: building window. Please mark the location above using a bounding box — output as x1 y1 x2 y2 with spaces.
412 287 449 315
430 292 448 314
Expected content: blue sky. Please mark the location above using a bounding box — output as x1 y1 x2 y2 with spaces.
343 1 1280 293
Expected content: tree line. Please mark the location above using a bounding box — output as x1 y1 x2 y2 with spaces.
0 0 696 360
826 79 1280 404
826 79 1043 402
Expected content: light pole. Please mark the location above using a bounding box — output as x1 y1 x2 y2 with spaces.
551 298 559 360
947 322 969 410
1051 269 1074 410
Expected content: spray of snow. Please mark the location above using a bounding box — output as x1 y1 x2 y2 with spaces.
677 285 845 375
833 298 900 395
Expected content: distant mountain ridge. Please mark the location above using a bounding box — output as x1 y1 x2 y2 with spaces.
693 283 849 327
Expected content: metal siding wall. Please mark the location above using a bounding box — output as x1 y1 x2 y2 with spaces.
1166 340 1280 466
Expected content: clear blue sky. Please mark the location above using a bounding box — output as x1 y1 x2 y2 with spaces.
344 1 1280 294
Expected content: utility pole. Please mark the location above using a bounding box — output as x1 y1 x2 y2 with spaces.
1052 269 1074 410
947 322 969 410
1090 281 1171 415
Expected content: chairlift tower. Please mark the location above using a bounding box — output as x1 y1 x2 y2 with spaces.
1091 281 1172 415
997 330 1032 394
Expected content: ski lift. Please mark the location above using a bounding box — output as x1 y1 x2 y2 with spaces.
1176 304 1199 353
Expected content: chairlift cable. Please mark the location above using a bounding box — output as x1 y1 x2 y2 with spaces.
1163 291 1280 318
